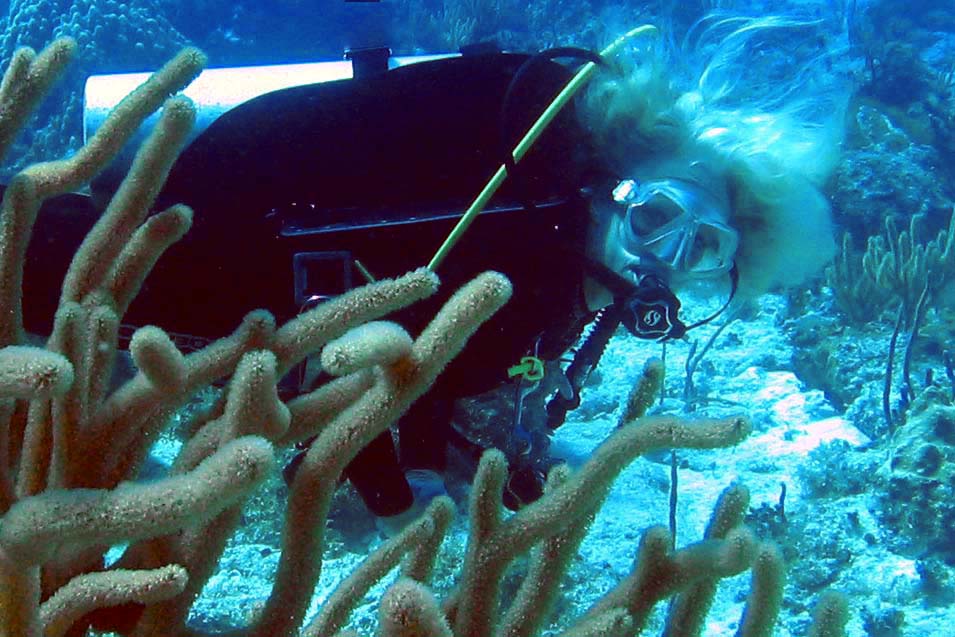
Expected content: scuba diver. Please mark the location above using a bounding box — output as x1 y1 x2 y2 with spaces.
21 18 846 529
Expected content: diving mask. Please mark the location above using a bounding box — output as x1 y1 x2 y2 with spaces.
612 177 738 279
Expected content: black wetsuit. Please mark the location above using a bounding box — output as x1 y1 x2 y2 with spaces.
22 52 599 515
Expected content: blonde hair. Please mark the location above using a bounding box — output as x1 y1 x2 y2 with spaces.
581 15 848 298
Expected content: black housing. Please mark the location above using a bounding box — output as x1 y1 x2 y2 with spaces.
23 52 596 396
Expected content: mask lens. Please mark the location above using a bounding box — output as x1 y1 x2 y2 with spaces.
684 223 737 273
627 193 683 237
614 178 738 279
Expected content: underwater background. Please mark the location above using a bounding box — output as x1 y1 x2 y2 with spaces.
1 0 955 636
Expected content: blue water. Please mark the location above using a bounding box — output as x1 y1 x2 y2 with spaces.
2 1 955 636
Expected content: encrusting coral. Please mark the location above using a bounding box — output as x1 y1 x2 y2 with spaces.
0 39 849 637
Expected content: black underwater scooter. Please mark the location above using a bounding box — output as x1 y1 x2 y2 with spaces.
21 46 595 401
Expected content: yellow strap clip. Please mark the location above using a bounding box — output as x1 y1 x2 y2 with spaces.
508 356 545 381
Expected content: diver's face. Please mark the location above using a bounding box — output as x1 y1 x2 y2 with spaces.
615 177 738 281
585 169 738 310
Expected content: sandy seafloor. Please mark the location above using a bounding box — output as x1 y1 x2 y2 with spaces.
148 291 951 637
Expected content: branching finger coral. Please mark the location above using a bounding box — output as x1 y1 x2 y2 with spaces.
827 208 955 324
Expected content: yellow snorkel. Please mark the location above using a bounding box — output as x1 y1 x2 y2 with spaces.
426 24 659 272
